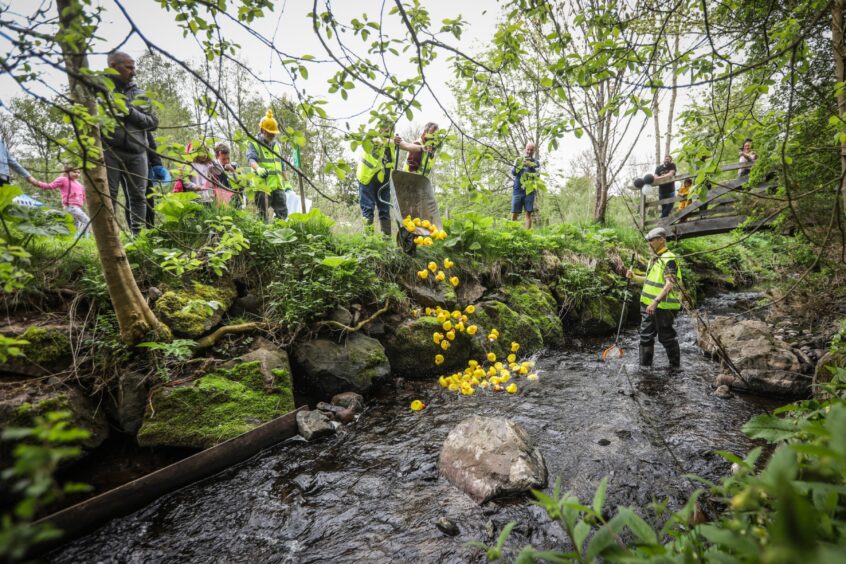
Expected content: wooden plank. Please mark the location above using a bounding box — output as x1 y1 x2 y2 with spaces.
668 216 775 239
31 406 307 557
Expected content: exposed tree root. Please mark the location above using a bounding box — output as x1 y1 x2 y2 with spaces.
194 322 268 349
312 300 391 335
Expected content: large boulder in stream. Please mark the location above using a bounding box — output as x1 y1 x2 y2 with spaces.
137 352 295 449
697 317 810 397
154 281 237 338
439 415 547 504
470 301 544 359
382 316 473 379
500 283 564 345
293 333 390 396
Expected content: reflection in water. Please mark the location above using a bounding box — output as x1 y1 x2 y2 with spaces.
52 293 777 563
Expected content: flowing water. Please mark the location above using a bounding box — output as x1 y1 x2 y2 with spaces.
52 293 778 563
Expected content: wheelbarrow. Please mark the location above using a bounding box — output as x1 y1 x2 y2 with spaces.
377 151 442 255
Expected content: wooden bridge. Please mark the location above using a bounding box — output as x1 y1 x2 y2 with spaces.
637 162 778 239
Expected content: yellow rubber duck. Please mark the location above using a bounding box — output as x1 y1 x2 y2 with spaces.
464 305 475 314
433 332 443 344
486 352 497 362
444 258 454 269
440 340 450 351
427 261 438 272
442 320 453 332
417 270 429 280
410 400 425 411
446 330 456 341
435 354 445 365
467 325 478 335
435 271 446 282
511 342 520 353
449 276 460 287
507 354 517 364
506 383 517 394
527 373 539 381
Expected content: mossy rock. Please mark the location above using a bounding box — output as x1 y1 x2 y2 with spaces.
1 384 109 452
500 283 564 345
469 301 544 359
401 279 458 309
382 316 473 379
568 295 625 337
0 324 71 377
154 281 237 338
136 360 294 449
293 333 391 396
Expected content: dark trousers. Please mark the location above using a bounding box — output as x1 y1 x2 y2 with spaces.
255 189 288 222
105 148 148 234
640 306 680 366
358 177 391 222
658 184 675 218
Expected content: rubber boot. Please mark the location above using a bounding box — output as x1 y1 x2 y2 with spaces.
665 341 681 371
379 218 392 237
639 344 654 370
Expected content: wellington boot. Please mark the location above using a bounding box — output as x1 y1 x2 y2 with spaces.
665 341 681 370
379 218 392 237
639 344 654 370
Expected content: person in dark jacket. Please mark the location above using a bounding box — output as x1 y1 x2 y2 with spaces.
103 51 158 234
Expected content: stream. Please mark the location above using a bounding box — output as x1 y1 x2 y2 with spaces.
51 293 778 563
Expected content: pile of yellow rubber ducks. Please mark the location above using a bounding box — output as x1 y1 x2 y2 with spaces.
417 258 460 287
404 216 448 247
404 218 538 412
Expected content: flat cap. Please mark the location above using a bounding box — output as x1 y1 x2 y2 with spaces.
645 227 667 241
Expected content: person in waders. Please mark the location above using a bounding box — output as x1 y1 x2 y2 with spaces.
626 227 682 371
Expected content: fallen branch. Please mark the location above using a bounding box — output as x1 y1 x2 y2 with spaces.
312 300 391 334
195 322 268 349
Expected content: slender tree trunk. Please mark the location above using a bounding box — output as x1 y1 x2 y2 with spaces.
834 0 846 214
56 0 166 345
651 61 661 165
664 32 680 158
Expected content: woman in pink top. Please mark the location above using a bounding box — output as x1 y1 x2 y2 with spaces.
28 164 91 237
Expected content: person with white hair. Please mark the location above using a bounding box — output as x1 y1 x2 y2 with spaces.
626 227 683 370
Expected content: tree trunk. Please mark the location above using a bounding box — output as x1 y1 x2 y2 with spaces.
664 32 681 158
834 0 846 214
651 61 661 165
56 0 166 345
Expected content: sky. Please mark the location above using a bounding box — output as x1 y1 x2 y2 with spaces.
0 0 690 186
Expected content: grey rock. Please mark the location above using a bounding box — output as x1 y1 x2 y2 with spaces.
229 293 262 317
221 339 292 392
327 306 353 327
400 280 457 309
435 516 460 537
714 385 732 399
697 317 810 397
485 520 496 540
331 391 365 412
296 409 335 441
438 415 547 504
107 370 149 434
714 373 735 388
293 333 390 396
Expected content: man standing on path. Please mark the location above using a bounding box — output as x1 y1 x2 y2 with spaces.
626 227 683 371
247 110 289 222
511 141 540 229
653 154 677 219
103 51 159 235
0 137 35 189
356 122 424 236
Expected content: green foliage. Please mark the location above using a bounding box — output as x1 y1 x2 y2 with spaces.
476 370 846 562
0 411 91 562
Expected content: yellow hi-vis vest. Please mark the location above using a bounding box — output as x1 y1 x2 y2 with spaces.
640 249 682 310
404 150 436 175
249 141 285 191
356 142 397 185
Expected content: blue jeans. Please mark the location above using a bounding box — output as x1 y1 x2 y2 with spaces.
659 185 675 218
512 189 536 214
359 177 391 221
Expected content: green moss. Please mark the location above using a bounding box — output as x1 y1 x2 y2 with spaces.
136 360 295 449
155 281 237 338
19 326 70 365
470 300 544 359
501 283 564 344
384 316 472 378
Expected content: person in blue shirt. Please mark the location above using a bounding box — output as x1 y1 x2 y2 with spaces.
511 141 539 229
0 137 35 189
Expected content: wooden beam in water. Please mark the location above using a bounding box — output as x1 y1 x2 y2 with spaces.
30 406 307 558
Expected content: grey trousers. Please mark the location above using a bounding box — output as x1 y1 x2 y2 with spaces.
105 148 148 234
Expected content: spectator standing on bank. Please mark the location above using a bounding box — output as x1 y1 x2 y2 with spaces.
212 143 241 207
511 141 540 229
0 137 35 189
102 51 159 234
247 110 290 222
144 132 171 228
653 154 677 218
28 163 91 237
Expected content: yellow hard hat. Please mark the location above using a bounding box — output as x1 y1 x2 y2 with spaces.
259 110 279 135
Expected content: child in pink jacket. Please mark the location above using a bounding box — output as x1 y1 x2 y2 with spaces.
29 164 91 237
